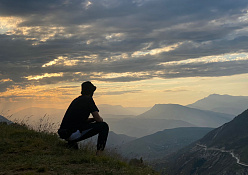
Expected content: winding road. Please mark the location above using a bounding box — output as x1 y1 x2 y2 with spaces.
196 144 248 167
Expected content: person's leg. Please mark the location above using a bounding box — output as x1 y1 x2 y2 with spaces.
70 122 109 151
95 122 109 151
66 130 81 149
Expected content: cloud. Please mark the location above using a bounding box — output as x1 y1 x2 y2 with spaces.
159 59 248 78
0 0 248 92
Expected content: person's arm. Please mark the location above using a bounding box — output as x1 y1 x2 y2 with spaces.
91 111 103 122
87 118 95 123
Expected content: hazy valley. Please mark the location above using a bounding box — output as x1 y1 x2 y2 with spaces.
119 127 213 161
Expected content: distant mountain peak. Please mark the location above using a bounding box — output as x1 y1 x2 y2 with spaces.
188 94 248 115
208 93 220 96
208 93 245 97
153 103 182 108
138 103 232 128
154 103 181 106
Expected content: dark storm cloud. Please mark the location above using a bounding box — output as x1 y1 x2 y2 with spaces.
0 0 61 16
1 0 248 91
158 60 248 79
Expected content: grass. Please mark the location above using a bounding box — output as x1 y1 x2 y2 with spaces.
0 122 159 175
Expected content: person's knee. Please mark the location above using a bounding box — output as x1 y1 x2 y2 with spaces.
101 122 109 131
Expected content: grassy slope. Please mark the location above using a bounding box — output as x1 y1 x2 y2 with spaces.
0 123 158 175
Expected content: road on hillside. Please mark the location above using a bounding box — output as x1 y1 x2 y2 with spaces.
196 144 248 167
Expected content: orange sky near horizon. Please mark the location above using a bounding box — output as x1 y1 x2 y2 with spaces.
1 73 248 114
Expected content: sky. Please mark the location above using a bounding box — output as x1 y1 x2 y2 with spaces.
1 0 248 113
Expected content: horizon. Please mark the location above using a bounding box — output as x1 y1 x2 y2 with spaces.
2 93 248 116
1 1 248 113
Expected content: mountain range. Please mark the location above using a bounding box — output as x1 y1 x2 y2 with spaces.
188 94 248 115
154 108 248 175
105 117 195 137
10 94 240 138
137 104 233 127
98 104 150 116
105 103 233 138
119 127 213 161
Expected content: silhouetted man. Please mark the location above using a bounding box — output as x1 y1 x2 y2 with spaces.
58 81 109 155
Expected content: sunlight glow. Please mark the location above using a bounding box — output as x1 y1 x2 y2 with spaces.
103 53 129 62
83 1 92 9
92 72 150 79
105 33 125 42
159 52 248 66
132 42 183 57
42 56 80 67
25 73 63 80
0 16 23 34
0 78 13 83
9 26 66 43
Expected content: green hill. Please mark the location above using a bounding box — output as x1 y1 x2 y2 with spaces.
0 122 158 175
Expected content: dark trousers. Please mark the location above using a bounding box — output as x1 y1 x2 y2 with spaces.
72 122 109 151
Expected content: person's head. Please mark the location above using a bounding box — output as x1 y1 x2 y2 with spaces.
81 81 96 96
